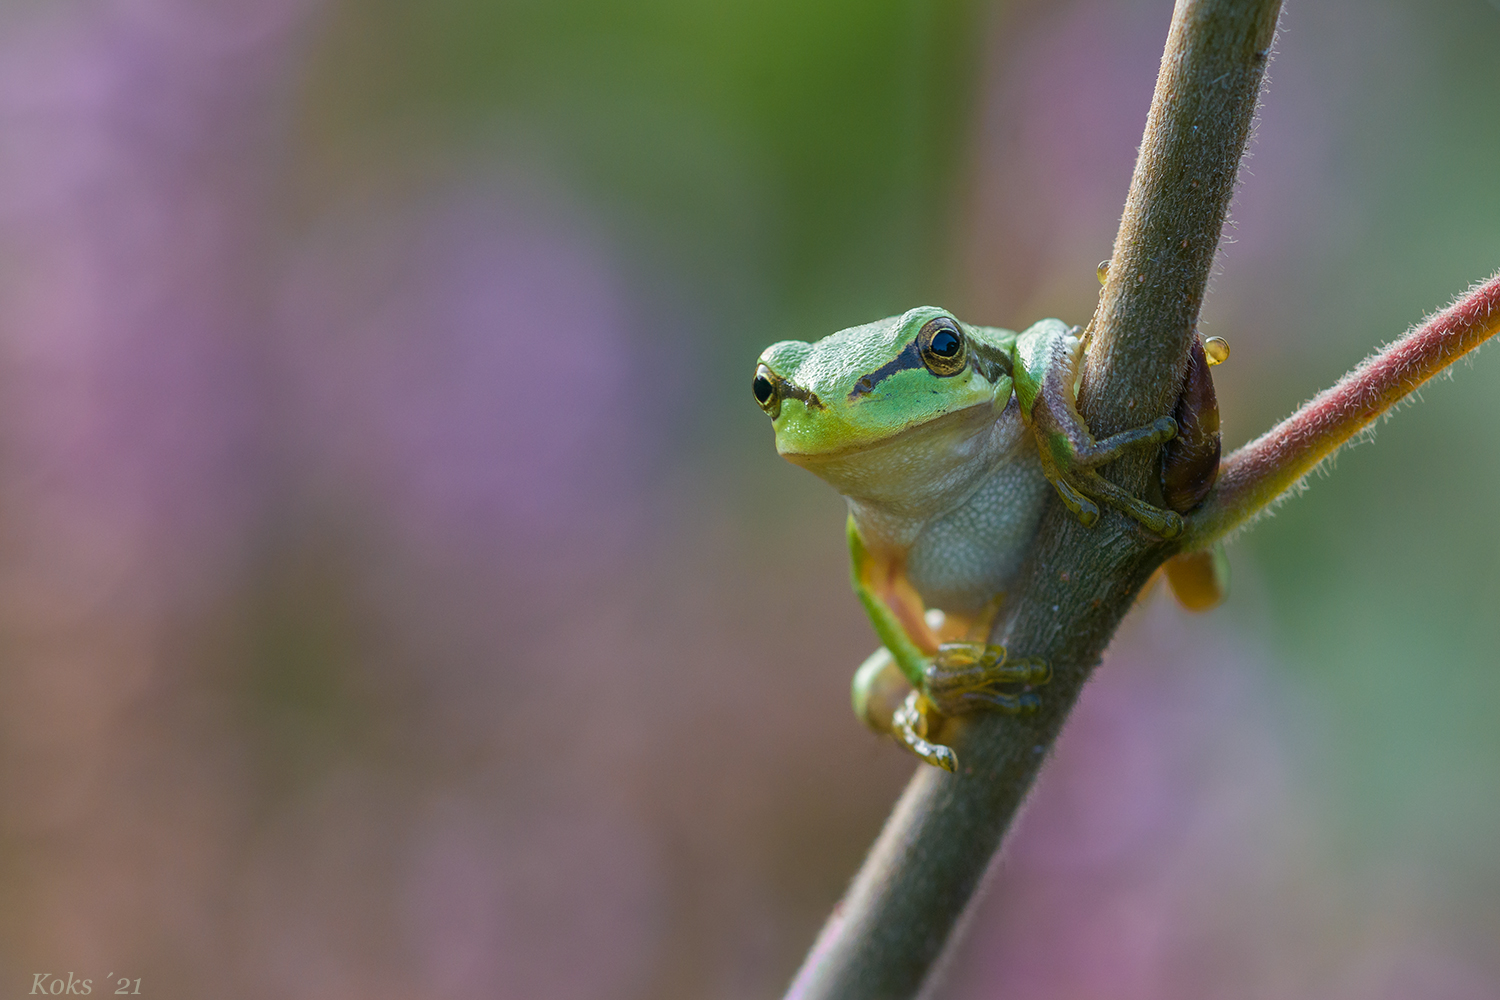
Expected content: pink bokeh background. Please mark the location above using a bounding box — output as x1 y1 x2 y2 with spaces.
1 0 1498 996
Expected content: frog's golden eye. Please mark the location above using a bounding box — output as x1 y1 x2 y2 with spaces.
918 317 967 377
753 364 782 418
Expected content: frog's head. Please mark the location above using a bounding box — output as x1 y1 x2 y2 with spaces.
753 306 1015 509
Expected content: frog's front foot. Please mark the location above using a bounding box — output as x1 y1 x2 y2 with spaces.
856 643 1051 772
1023 323 1186 539
1045 414 1185 539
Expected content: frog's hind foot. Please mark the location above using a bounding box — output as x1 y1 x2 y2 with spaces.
889 643 1053 772
892 692 958 772
923 642 1050 717
858 643 1054 773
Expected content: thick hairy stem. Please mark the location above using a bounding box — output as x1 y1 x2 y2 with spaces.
783 2 1281 997
1182 271 1500 548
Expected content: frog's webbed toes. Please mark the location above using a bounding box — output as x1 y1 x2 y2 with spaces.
1049 437 1184 539
853 649 960 770
892 693 958 772
1070 467 1184 538
1034 390 1182 538
856 644 1053 771
1051 477 1101 527
1086 415 1178 462
922 642 1050 718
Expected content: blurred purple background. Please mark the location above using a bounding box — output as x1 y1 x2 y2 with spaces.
1 0 1498 997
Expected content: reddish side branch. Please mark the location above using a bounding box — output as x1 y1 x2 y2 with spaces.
1188 271 1500 544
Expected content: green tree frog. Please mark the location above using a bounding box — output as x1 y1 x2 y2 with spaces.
753 307 1197 771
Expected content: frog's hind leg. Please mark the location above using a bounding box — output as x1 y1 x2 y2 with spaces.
853 650 964 772
848 519 1054 771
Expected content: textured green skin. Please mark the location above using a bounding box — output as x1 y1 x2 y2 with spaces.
760 306 1020 460
757 308 1072 711
756 306 1181 752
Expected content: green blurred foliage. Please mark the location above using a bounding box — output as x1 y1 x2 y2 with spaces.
299 0 986 328
1214 0 1500 873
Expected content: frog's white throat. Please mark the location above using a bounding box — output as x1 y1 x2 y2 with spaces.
787 398 1030 548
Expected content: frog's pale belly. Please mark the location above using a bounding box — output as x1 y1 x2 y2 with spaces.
903 450 1052 615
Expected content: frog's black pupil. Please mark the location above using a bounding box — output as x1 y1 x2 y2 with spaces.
930 329 961 357
753 374 775 405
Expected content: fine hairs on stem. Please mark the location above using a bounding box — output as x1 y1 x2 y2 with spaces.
783 1 1500 996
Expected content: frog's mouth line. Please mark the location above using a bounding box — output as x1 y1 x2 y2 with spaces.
778 400 995 466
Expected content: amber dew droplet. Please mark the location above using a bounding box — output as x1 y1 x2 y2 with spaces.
1203 336 1230 366
1096 260 1110 285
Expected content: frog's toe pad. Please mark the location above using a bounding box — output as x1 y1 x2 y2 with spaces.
1052 478 1100 527
926 645 1050 686
923 644 1051 717
892 692 958 771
